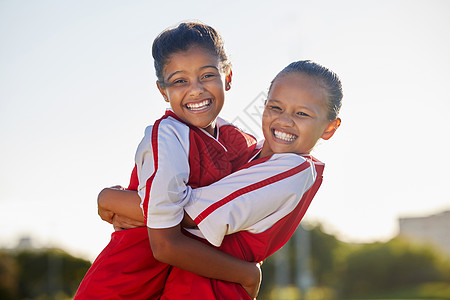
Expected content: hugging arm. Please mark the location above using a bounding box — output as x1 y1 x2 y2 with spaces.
184 154 318 246
97 187 194 228
97 153 315 245
149 225 261 298
97 187 145 229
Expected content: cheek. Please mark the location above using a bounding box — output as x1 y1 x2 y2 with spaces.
208 84 225 99
262 108 276 120
261 111 271 128
166 89 178 99
308 125 327 143
210 79 226 90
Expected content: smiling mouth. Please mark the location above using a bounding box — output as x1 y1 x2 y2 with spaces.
186 99 212 111
273 129 297 142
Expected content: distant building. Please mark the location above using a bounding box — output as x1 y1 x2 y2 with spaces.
398 210 450 255
16 236 34 250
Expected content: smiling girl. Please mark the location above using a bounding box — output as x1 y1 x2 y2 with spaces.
260 61 341 157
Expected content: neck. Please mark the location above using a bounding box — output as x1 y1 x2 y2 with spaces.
258 142 273 158
203 126 217 137
203 121 217 137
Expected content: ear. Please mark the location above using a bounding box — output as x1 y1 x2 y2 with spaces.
156 81 169 102
225 69 232 91
321 118 341 140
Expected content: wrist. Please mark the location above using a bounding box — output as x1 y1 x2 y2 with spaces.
240 262 260 287
239 262 261 299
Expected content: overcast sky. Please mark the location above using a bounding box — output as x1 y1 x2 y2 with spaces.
1 0 449 261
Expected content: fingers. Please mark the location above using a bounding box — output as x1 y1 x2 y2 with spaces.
118 215 146 227
109 185 125 190
113 224 125 231
113 214 145 230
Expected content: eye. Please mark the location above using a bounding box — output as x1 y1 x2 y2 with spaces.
296 111 310 117
268 105 282 111
170 78 187 86
201 73 218 80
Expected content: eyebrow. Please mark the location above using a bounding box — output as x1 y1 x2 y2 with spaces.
267 98 316 114
266 99 285 106
166 65 219 82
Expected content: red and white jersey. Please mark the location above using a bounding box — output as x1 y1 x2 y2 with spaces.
134 110 257 229
162 152 324 299
184 152 323 248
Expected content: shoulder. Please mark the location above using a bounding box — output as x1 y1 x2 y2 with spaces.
263 153 325 175
271 153 324 165
235 153 311 178
144 114 190 139
137 114 190 152
267 153 308 165
216 117 257 145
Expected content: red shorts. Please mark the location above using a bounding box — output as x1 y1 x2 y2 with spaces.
161 266 251 300
74 227 170 300
75 227 251 299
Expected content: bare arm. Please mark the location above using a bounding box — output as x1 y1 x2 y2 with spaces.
97 187 196 228
97 187 145 224
149 226 261 298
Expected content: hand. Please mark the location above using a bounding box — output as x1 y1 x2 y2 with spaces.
242 262 262 299
109 185 125 190
112 214 146 231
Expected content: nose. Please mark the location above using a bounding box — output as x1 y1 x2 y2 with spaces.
189 80 205 97
277 112 295 126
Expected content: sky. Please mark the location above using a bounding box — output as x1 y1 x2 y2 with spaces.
1 0 449 261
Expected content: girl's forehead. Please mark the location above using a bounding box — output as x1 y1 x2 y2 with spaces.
273 72 315 86
168 46 218 62
164 45 226 74
269 73 329 112
164 48 220 69
270 73 325 98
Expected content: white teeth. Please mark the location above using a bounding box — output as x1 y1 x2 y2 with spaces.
273 129 297 142
186 99 211 110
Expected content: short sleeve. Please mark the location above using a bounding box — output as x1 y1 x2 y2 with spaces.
135 119 193 228
184 153 317 246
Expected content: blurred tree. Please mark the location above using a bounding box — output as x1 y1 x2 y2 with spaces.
340 237 449 298
0 250 19 300
308 224 344 287
15 248 90 299
257 225 450 300
3 227 449 300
